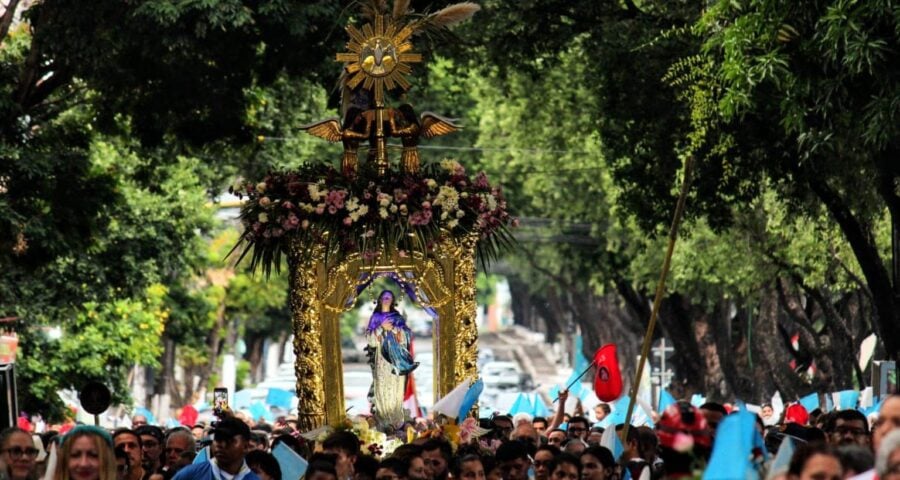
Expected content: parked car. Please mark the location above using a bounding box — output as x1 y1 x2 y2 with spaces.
482 361 521 390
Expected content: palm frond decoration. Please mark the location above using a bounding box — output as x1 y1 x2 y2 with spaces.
426 2 480 28
392 0 411 19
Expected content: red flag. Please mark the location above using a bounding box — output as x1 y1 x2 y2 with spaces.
179 404 199 427
403 337 421 417
592 344 623 402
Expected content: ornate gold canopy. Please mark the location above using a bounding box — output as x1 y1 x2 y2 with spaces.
289 236 479 429
274 1 490 430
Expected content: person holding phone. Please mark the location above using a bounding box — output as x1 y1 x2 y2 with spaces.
173 418 260 480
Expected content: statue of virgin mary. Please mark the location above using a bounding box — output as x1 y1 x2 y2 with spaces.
365 289 418 426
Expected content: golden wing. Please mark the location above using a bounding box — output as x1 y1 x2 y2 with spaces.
419 112 461 139
299 117 343 142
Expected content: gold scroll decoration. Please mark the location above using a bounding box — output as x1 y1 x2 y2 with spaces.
290 234 480 428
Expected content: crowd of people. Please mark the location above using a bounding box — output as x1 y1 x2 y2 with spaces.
2 393 899 480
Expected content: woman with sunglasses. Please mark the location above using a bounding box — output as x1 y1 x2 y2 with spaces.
0 427 40 480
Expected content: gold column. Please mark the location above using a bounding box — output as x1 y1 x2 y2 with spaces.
452 236 480 385
289 240 326 430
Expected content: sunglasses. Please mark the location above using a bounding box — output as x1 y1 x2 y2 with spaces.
3 447 39 459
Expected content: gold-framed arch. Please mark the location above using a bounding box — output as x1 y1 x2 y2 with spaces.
288 235 480 430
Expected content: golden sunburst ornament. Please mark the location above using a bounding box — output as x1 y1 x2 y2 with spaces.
337 15 423 105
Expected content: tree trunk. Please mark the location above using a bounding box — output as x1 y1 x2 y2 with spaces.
806 169 900 358
246 336 265 384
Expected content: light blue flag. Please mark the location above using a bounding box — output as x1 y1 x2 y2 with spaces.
549 385 560 401
598 400 628 429
703 408 767 480
861 398 882 417
658 390 676 413
837 390 860 410
598 396 631 427
531 394 550 418
613 395 631 412
192 446 209 465
690 394 706 407
766 436 795 480
233 389 254 409
266 388 295 409
564 370 586 397
273 442 308 480
249 401 274 422
825 394 834 412
134 407 157 426
574 335 590 374
458 379 484 420
599 424 625 459
508 393 534 415
798 392 819 412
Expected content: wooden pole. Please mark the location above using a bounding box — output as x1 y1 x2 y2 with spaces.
621 156 694 444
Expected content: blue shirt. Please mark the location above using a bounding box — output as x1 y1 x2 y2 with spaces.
173 461 261 480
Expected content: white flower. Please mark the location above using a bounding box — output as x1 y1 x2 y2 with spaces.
347 197 360 212
256 182 267 193
447 219 459 228
308 184 323 201
389 204 398 213
379 208 389 219
258 212 269 223
456 210 465 218
484 194 497 211
426 179 438 189
433 186 460 211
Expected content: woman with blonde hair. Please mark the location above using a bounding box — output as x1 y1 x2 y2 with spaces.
53 426 116 480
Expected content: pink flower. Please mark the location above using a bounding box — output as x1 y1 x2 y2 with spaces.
301 219 310 229
258 196 272 207
343 217 352 226
328 205 338 214
409 210 432 226
393 189 408 203
325 189 347 210
315 204 325 215
474 172 490 189
459 417 477 444
421 201 431 209
282 201 295 210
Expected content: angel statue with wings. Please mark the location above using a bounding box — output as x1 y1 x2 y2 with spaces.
300 104 459 176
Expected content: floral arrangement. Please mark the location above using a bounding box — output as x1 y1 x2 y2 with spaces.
230 160 516 274
416 417 485 447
